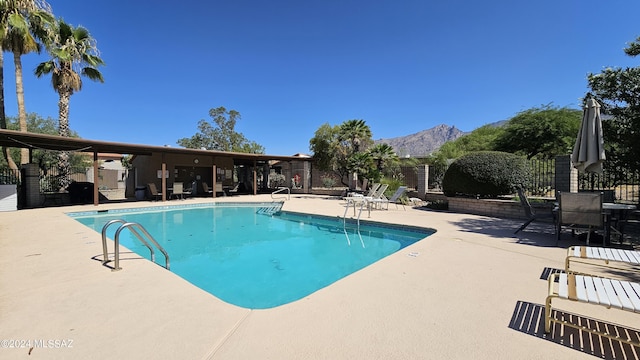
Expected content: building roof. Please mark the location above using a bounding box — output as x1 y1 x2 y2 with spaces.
0 129 306 163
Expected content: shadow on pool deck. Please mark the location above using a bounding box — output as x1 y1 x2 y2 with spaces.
509 300 640 360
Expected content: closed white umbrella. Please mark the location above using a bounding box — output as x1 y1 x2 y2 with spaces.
572 97 606 173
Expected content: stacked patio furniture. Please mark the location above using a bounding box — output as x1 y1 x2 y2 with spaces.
544 245 640 347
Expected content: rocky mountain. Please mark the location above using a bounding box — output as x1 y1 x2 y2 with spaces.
374 124 467 157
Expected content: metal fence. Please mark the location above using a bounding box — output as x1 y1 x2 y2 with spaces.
39 166 88 193
0 168 20 185
399 166 418 190
579 168 639 204
527 158 555 197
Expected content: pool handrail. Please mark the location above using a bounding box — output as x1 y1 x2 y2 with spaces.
101 220 170 271
271 186 290 200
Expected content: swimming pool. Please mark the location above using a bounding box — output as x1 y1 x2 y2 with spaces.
69 203 434 309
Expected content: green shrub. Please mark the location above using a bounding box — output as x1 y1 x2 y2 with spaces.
321 175 337 188
442 151 529 198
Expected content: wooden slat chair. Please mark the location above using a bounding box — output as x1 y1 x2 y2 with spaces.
545 272 640 346
565 246 640 274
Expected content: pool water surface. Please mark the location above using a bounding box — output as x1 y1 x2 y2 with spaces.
69 203 434 309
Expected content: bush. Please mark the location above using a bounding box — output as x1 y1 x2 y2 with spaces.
442 151 529 198
321 175 337 188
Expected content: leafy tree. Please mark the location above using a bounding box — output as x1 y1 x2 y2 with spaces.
2 0 52 164
588 36 640 173
0 112 90 169
348 151 374 183
34 19 104 189
309 123 349 185
177 106 265 153
435 124 503 160
493 105 581 159
310 119 375 187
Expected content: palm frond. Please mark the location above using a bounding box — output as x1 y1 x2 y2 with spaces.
81 67 103 83
34 59 54 77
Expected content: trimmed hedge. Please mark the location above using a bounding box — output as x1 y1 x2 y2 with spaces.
442 151 529 198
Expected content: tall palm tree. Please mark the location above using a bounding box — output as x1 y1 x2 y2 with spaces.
35 19 104 189
338 119 372 154
0 0 50 170
2 2 53 164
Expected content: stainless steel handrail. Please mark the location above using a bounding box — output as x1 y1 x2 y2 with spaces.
271 186 290 200
101 220 170 271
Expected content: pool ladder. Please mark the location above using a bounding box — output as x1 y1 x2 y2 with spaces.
342 200 366 248
343 199 367 231
101 219 170 272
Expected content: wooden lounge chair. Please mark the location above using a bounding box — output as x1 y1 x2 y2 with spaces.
147 183 162 201
565 246 640 274
545 272 640 346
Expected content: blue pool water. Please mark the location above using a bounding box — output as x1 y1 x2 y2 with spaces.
69 203 434 309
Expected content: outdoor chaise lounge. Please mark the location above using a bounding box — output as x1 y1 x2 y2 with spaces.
565 246 640 274
545 272 640 346
371 186 408 210
344 184 388 217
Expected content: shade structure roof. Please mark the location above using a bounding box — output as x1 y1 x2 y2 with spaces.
0 129 305 163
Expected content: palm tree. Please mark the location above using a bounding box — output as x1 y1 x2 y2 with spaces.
35 18 104 189
368 143 399 172
338 119 372 154
0 0 51 170
2 1 53 164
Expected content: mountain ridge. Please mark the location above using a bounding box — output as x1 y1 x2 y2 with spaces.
374 124 467 157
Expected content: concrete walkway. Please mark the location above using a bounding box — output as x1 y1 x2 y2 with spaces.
1 195 639 359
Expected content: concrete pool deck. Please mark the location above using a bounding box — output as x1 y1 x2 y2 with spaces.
1 194 639 359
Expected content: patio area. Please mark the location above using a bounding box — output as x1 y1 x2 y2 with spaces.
1 194 639 359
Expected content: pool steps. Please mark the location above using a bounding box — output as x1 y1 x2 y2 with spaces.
257 202 284 215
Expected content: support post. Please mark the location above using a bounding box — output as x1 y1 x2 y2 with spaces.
555 155 578 196
93 152 99 206
212 164 217 198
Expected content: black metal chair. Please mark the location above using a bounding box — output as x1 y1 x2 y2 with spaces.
514 188 555 234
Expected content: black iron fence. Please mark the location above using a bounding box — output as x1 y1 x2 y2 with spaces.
399 166 418 190
39 166 88 193
528 158 555 197
0 168 20 185
579 168 639 204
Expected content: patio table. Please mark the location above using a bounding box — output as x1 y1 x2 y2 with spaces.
552 202 637 246
603 203 637 245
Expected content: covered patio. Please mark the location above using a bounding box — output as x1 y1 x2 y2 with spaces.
0 129 311 207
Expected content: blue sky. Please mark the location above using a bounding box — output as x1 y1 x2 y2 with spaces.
4 0 640 156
